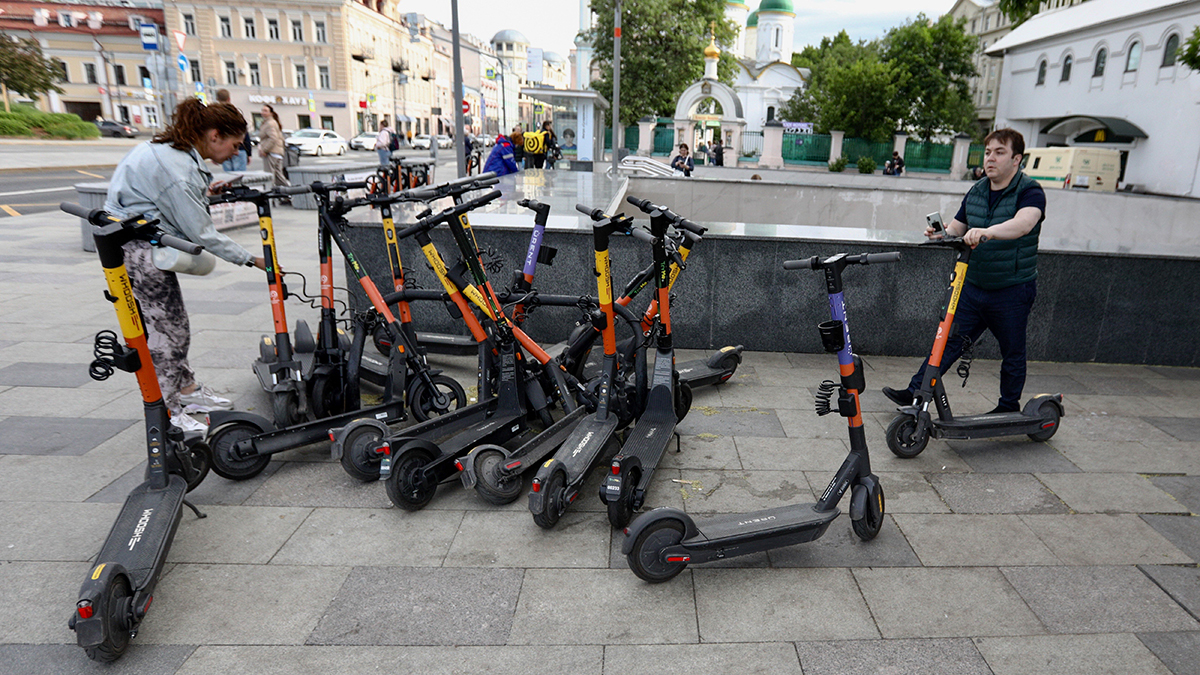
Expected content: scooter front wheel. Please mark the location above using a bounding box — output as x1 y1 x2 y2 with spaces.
181 438 212 492
409 375 467 422
886 415 929 458
84 573 132 662
473 447 524 505
271 390 301 428
384 445 437 511
851 483 886 541
606 468 639 529
208 422 272 480
627 518 688 583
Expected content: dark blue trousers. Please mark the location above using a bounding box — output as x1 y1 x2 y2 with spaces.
907 279 1037 411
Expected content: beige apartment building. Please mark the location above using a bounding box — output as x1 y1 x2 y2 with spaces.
163 0 453 137
0 1 169 127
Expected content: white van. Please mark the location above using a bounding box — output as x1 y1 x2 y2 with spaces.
1023 147 1121 192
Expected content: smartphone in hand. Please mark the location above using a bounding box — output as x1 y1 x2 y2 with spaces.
926 212 944 234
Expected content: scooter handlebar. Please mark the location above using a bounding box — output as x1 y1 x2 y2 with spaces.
673 217 707 235
395 189 502 239
277 185 312 196
158 234 203 255
626 195 655 213
782 252 900 270
782 257 820 270
857 251 901 265
630 227 656 244
60 202 93 220
575 203 606 220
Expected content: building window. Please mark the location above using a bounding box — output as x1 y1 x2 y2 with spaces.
249 62 261 86
291 19 304 42
1162 33 1180 67
773 27 781 49
315 21 327 43
1061 55 1072 81
296 115 311 129
268 19 280 40
85 63 97 84
225 60 238 84
986 90 993 104
220 16 232 38
244 17 256 39
1126 41 1141 71
321 115 334 130
1094 48 1107 76
183 13 196 35
138 65 150 85
295 64 307 88
113 64 126 86
190 60 201 83
971 18 977 33
1036 60 1047 85
55 61 69 82
318 65 330 89
984 14 990 31
767 106 775 121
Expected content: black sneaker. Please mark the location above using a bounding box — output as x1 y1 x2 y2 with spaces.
987 403 1020 415
882 386 914 406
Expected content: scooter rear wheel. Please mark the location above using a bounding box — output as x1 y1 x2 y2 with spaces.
84 573 132 662
339 423 385 482
408 375 467 422
384 445 437 511
209 422 272 480
474 448 524 505
627 518 688 583
886 415 929 458
310 371 348 420
1027 401 1061 442
532 470 568 530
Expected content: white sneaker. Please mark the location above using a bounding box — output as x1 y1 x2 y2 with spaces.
179 384 234 413
170 411 209 434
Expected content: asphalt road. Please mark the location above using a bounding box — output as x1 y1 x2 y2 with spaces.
0 167 116 219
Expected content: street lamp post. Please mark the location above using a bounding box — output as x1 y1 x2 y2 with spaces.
611 0 622 174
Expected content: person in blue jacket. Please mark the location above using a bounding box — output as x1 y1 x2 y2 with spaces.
483 133 519 176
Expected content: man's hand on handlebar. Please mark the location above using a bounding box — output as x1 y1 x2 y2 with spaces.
962 227 991 248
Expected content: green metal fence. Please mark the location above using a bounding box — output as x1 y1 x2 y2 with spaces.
603 126 640 152
652 126 674 156
904 140 954 173
782 133 832 165
967 143 985 168
841 137 893 168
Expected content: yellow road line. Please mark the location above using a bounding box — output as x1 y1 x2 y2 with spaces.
76 170 105 179
0 205 21 217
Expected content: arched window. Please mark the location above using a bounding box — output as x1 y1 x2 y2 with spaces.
1061 55 1072 81
767 106 775 121
1093 48 1107 77
1126 41 1141 71
1036 60 1047 85
774 27 781 49
1162 33 1180 67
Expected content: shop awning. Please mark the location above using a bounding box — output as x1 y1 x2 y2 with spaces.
1040 115 1148 140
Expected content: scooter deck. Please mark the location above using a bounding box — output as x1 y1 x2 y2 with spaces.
615 387 676 491
933 411 1047 439
390 398 496 446
685 503 841 557
552 413 622 480
95 475 187 590
464 406 590 487
235 400 409 457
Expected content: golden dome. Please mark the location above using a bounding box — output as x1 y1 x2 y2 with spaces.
704 37 720 58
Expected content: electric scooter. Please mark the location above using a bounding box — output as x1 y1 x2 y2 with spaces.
884 235 1064 458
60 202 212 661
461 207 646 508
621 250 899 582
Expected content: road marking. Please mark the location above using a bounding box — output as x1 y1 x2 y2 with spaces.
0 186 75 198
0 205 20 217
76 170 105 179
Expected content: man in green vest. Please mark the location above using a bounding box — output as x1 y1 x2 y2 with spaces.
883 128 1046 414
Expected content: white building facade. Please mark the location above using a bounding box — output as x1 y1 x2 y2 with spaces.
988 0 1200 196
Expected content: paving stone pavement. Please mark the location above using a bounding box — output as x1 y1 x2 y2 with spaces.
0 196 1197 675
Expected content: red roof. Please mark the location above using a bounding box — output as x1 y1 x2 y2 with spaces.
0 1 164 37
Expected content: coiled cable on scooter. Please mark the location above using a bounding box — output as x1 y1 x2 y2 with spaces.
280 270 351 320
956 334 975 387
814 380 837 416
89 330 120 381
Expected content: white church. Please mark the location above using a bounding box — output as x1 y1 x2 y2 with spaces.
673 0 809 153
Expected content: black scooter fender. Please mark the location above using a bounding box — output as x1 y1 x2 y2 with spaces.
206 410 275 434
1023 393 1065 418
849 474 881 522
528 458 563 514
458 443 508 488
706 344 744 371
620 507 698 556
329 417 389 460
70 563 132 648
379 437 441 480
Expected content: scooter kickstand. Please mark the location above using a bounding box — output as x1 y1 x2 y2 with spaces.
183 499 208 519
674 431 681 453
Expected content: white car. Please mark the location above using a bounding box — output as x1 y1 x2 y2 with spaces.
286 129 349 156
349 131 376 151
411 134 432 150
435 134 453 148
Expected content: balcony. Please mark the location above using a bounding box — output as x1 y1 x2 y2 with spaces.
352 45 374 62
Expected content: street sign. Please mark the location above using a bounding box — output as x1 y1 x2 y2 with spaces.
194 82 204 93
177 54 189 73
486 68 495 79
533 104 544 114
172 30 186 53
140 23 158 51
462 100 469 114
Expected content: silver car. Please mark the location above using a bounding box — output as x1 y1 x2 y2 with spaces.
286 129 349 156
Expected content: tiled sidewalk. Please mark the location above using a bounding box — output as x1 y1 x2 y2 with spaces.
0 204 1196 675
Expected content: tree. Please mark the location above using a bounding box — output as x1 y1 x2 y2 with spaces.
783 56 906 141
995 0 1041 26
587 0 738 126
1181 26 1200 71
790 30 880 89
0 31 64 113
881 14 978 141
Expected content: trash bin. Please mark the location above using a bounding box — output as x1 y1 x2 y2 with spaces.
73 182 110 252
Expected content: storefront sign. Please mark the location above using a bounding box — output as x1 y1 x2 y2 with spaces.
249 94 308 106
324 101 347 108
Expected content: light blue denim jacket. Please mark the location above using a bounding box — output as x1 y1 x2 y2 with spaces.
105 141 254 266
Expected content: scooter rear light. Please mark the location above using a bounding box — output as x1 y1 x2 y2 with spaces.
623 528 629 536
666 555 690 563
380 444 390 456
76 601 93 619
611 462 620 475
504 460 522 470
1041 421 1056 429
328 431 336 442
454 460 464 471
531 479 542 493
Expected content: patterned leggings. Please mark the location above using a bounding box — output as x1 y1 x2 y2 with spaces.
123 239 196 412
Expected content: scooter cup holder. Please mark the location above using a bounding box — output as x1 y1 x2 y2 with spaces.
818 320 845 353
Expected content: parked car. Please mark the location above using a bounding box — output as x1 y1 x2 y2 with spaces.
349 131 376 151
95 120 138 138
435 134 453 148
411 134 432 150
285 129 349 156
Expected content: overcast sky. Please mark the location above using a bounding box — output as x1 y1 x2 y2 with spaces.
419 0 957 59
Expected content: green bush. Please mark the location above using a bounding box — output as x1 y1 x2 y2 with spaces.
828 155 848 172
41 120 100 139
0 118 33 136
856 156 876 173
